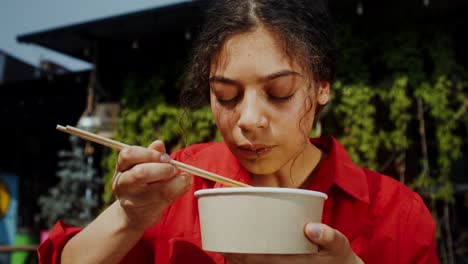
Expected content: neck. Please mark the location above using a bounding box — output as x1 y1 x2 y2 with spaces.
250 141 323 188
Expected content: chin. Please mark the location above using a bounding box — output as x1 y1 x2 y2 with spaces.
238 158 279 175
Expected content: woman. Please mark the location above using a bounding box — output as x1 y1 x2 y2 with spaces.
38 0 439 263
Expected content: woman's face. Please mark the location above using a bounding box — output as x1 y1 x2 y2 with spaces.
209 27 329 175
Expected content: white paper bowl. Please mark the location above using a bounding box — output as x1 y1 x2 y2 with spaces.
194 187 327 254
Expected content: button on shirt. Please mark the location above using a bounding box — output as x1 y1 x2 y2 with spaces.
38 136 439 264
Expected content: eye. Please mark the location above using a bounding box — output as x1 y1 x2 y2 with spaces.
269 93 295 102
265 75 299 102
217 96 239 105
211 83 239 105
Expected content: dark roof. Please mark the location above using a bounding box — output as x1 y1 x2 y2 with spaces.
17 1 204 62
17 0 468 63
0 50 37 83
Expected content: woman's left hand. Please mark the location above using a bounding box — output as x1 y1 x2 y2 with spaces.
223 223 364 264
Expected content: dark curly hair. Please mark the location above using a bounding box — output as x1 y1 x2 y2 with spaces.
180 0 336 110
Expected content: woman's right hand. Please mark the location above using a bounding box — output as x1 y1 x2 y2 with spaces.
112 140 193 231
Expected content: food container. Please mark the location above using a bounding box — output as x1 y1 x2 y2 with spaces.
194 187 327 254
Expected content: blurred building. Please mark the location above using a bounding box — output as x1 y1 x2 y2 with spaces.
0 51 37 84
18 1 203 103
0 49 89 262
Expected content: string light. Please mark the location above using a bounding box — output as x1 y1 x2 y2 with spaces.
132 40 139 50
184 30 191 40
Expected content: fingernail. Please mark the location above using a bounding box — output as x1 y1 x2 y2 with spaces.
160 153 170 163
306 223 322 239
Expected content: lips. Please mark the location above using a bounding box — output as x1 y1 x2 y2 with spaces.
237 144 274 159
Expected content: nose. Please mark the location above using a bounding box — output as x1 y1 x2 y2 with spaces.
237 91 268 131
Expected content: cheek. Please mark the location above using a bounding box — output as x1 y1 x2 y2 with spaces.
210 93 222 120
300 103 316 133
210 100 237 135
210 103 224 132
210 96 219 121
280 96 316 135
303 97 316 125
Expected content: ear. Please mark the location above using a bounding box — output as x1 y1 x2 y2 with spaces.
317 81 330 105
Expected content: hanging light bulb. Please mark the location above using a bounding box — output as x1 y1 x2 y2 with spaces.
423 0 430 7
357 1 364 16
77 68 101 133
131 40 139 50
77 115 100 132
184 30 192 40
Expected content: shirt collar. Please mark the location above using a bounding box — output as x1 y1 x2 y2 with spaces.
186 142 252 188
309 136 370 204
192 137 370 204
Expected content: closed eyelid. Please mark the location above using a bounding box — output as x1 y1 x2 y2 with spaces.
210 82 240 101
266 76 301 95
210 82 239 92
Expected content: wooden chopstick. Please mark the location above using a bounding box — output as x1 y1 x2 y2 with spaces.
56 125 250 187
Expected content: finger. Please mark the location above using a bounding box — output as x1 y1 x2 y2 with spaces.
304 223 350 254
113 163 177 194
148 140 171 163
148 140 166 154
117 146 165 171
149 172 193 206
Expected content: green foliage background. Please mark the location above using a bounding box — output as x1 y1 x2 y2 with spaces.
100 24 467 261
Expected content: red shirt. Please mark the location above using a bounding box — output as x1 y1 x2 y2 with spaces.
38 136 439 263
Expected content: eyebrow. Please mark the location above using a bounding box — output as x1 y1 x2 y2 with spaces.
208 76 240 86
261 70 301 82
209 70 301 85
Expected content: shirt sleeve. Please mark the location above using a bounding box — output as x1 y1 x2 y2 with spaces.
36 148 190 264
37 220 82 264
402 193 440 264
37 219 156 264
